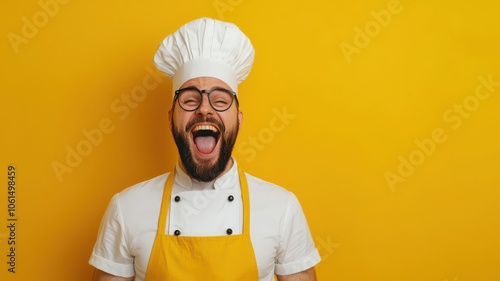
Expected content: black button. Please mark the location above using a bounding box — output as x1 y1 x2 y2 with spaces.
228 195 234 202
174 230 181 236
174 196 180 202
226 228 233 235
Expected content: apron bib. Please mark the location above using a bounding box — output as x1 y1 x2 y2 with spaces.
144 167 260 281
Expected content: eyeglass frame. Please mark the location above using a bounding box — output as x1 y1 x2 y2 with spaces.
173 86 239 112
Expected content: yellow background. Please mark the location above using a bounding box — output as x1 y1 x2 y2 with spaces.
1 0 500 280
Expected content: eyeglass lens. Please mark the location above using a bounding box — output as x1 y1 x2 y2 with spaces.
177 88 234 111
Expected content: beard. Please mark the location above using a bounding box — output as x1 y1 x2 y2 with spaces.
172 115 239 182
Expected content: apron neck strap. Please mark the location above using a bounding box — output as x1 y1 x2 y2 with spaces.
238 167 251 234
157 170 174 233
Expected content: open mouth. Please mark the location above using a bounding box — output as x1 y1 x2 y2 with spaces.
192 125 220 155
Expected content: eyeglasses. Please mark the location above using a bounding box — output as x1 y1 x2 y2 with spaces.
174 86 237 112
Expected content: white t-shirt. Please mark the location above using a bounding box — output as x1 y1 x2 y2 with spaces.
89 161 320 281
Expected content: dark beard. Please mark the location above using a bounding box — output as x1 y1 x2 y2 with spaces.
172 116 239 182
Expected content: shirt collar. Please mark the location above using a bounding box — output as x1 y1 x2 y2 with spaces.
174 158 239 191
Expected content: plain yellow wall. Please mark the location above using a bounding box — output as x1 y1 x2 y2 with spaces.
1 0 500 280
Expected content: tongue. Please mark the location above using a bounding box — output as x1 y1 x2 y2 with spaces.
194 136 216 154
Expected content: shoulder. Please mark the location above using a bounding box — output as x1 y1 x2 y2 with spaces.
245 172 289 194
110 173 170 221
114 173 170 203
244 172 296 212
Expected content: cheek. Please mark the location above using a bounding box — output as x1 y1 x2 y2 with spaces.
221 115 240 132
172 112 190 131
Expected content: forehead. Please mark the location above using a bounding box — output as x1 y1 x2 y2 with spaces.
180 77 232 90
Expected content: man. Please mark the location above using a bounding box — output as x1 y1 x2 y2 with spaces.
89 17 320 281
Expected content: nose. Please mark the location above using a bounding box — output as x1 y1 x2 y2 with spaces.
195 93 214 116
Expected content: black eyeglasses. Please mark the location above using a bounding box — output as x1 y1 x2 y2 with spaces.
174 86 237 112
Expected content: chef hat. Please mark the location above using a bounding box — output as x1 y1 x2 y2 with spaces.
154 17 255 95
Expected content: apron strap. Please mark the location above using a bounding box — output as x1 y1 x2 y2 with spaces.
238 167 251 235
157 171 175 234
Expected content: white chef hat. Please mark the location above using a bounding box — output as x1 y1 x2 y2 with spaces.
154 17 255 95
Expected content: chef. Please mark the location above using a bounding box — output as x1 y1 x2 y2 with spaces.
89 17 320 281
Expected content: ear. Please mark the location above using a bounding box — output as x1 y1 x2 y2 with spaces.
238 111 243 127
168 110 173 130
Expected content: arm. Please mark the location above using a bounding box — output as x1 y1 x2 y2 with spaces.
90 196 135 281
92 269 134 281
275 193 321 279
277 267 317 281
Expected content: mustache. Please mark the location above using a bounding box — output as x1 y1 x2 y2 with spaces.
185 116 225 133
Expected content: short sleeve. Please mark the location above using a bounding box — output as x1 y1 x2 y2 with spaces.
274 192 321 275
89 195 135 277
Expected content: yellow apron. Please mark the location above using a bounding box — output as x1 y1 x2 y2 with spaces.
144 167 260 281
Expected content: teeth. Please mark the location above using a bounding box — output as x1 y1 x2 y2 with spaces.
193 125 218 133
